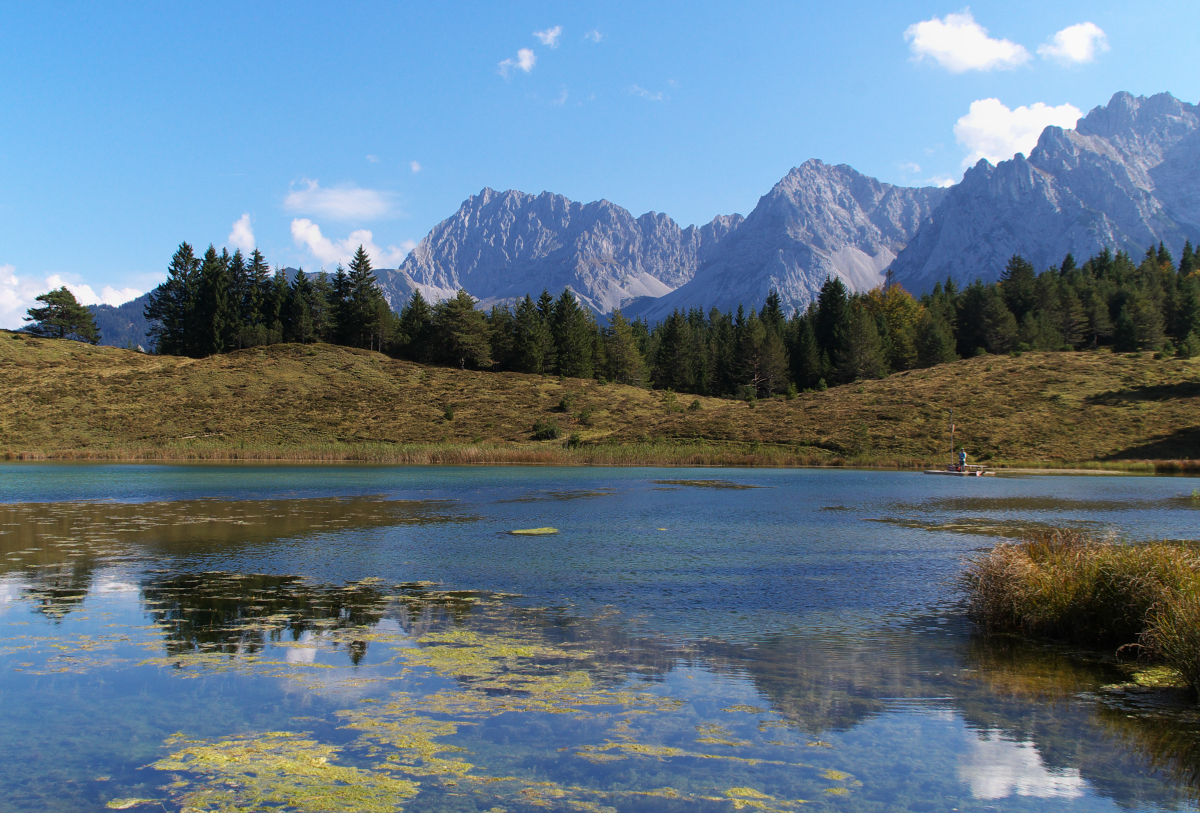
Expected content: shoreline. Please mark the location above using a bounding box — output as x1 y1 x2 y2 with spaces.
3 442 1197 474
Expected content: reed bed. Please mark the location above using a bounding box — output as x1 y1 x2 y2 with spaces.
963 528 1200 692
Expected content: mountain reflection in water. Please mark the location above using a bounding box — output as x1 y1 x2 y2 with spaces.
3 467 1200 812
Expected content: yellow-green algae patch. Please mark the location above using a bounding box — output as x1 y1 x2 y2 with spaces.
153 731 419 813
508 527 558 535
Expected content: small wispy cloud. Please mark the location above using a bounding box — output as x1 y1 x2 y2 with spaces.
928 175 956 188
284 179 395 220
583 30 603 43
410 160 422 174
534 26 562 48
290 219 414 269
228 213 256 253
905 10 1030 72
499 48 536 79
630 84 665 102
366 154 380 163
1038 22 1109 65
899 162 922 173
552 87 568 106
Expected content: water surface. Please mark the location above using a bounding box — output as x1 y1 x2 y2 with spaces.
3 464 1200 812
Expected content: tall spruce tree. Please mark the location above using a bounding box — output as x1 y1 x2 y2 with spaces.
602 308 644 385
433 290 490 368
145 242 201 356
551 288 594 378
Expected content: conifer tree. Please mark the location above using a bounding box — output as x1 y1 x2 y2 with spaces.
915 310 957 367
24 287 101 343
487 303 516 370
433 290 490 368
980 288 1019 353
1000 254 1037 322
285 269 315 343
397 289 433 362
835 305 887 382
511 294 551 373
602 308 644 385
551 289 593 378
145 242 200 355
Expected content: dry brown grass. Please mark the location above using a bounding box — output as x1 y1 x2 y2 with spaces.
4 331 1200 467
962 529 1200 693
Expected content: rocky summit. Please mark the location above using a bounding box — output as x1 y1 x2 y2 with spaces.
890 91 1200 292
629 160 946 321
393 187 741 315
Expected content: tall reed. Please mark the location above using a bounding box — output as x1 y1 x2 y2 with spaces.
962 529 1200 692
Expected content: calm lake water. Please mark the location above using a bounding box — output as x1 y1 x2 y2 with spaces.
3 464 1200 812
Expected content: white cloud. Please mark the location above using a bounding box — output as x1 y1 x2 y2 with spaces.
929 175 957 188
499 48 536 78
899 161 922 173
552 87 568 106
630 84 665 102
228 213 256 253
905 10 1030 72
366 154 380 163
284 179 395 221
1038 22 1109 65
583 30 603 43
290 219 414 269
533 26 562 48
954 97 1081 167
0 264 143 329
410 160 422 174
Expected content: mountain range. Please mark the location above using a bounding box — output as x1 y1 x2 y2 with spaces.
94 90 1199 348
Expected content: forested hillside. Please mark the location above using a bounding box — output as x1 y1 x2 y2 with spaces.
139 238 1200 402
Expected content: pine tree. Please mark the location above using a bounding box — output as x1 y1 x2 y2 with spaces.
814 276 851 359
759 289 786 336
551 289 594 379
653 310 691 390
487 304 516 370
835 305 887 381
433 290 490 368
510 294 550 373
145 242 200 355
603 309 644 386
915 309 957 367
24 287 101 343
194 245 236 356
345 246 390 350
285 269 315 343
788 314 821 389
980 289 1019 354
246 249 272 327
1000 254 1037 321
396 289 433 362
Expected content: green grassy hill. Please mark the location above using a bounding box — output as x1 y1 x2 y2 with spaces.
3 329 1199 468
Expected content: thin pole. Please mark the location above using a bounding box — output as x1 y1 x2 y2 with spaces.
950 409 955 460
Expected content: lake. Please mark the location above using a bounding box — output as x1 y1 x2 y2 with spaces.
3 464 1200 812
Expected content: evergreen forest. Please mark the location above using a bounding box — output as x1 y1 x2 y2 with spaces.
137 239 1200 399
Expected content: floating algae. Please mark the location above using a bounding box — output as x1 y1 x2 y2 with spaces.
508 527 558 535
154 731 419 813
651 479 766 490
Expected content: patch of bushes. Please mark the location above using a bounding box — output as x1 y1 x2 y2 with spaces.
962 528 1200 691
531 419 560 441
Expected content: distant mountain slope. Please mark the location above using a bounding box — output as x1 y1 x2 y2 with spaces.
890 91 1200 292
630 160 946 321
90 293 151 349
395 187 742 314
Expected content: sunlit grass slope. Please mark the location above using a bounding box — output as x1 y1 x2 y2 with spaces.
3 329 1200 467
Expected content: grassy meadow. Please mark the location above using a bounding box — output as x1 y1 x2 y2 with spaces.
4 329 1200 468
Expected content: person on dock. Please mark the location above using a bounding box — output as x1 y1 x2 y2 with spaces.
958 448 967 471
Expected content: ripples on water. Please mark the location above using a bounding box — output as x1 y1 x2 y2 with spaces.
2 465 1200 811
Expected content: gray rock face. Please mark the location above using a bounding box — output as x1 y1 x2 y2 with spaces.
890 91 1200 292
629 160 947 321
394 188 742 314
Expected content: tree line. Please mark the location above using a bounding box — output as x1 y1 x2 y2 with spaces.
101 238 1200 397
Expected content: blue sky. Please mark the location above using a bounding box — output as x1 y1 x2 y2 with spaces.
2 1 1197 326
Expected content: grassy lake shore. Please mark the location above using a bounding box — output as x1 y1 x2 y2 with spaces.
5 329 1200 469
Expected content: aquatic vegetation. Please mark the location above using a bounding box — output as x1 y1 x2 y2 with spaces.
651 479 765 489
154 731 419 812
963 528 1200 692
508 527 559 535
